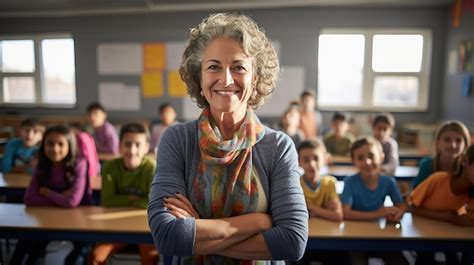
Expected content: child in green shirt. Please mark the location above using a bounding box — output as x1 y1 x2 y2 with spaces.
90 123 158 265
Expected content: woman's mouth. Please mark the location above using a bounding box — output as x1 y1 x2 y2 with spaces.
213 90 239 96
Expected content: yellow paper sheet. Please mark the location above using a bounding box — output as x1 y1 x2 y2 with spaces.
144 43 165 71
168 71 188 97
141 72 163 98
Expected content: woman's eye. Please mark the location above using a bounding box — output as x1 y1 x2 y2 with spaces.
234 65 246 71
208 65 219 70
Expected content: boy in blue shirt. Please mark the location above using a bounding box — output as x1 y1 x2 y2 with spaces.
341 136 405 221
1 118 45 173
341 137 408 265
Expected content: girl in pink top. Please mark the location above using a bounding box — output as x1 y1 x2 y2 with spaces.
10 125 91 265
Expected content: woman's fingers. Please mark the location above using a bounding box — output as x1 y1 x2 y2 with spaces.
175 193 200 218
164 197 200 219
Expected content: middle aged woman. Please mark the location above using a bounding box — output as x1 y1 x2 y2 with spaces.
148 12 308 264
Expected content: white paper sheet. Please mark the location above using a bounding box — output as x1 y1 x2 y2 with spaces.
166 41 187 70
448 49 457 75
256 66 305 117
97 43 143 75
99 82 141 111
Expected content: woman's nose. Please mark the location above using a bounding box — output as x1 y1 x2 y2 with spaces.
220 68 234 87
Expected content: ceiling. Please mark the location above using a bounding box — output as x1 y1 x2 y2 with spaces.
0 0 453 18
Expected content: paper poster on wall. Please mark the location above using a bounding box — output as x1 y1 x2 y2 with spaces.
168 71 188 97
97 43 142 75
144 43 166 71
99 82 141 111
141 72 164 97
166 41 187 70
256 66 305 117
182 96 201 121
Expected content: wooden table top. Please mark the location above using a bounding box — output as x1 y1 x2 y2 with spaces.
309 212 474 241
0 172 102 190
0 203 148 234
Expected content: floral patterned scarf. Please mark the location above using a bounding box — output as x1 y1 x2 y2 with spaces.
186 108 265 265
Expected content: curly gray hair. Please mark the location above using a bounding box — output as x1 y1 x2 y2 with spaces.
179 12 280 109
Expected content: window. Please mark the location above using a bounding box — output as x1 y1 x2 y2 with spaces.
0 34 76 106
317 29 431 111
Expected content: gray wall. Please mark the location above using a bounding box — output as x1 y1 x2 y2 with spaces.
0 6 448 127
442 12 474 129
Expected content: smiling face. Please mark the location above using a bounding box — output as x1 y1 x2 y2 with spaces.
352 143 384 180
120 132 149 170
299 147 326 183
44 132 70 163
200 37 255 120
436 130 466 161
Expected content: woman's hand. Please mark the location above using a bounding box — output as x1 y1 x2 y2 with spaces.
164 193 200 219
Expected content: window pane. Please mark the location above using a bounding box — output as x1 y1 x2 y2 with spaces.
0 40 35 73
318 34 365 106
372 35 423 72
373 76 419 106
41 38 76 104
3 77 36 103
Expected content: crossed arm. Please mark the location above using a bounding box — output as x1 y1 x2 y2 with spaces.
164 193 273 259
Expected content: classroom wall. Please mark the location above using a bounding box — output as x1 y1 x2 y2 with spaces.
442 12 474 129
0 6 448 127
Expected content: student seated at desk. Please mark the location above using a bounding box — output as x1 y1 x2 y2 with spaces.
86 102 119 155
298 139 342 222
10 125 92 265
89 123 158 265
341 137 407 265
0 118 45 174
279 104 304 147
412 120 470 188
409 144 474 265
372 113 399 176
150 102 179 154
341 136 406 222
295 139 349 265
323 112 354 157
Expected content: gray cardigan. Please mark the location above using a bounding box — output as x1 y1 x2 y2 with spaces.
148 120 308 264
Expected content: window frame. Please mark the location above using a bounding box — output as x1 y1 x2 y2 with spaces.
0 33 77 108
317 28 432 112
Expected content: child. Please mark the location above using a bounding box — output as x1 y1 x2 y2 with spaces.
323 112 354 156
341 136 405 221
0 118 45 173
372 113 399 175
10 125 92 265
299 90 323 139
150 103 178 154
86 102 119 155
279 104 304 147
294 140 348 265
89 123 158 265
412 120 470 188
409 144 474 265
341 137 407 265
410 144 474 225
298 139 342 222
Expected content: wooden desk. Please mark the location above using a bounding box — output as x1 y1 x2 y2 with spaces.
0 203 152 244
0 172 101 190
307 213 474 252
329 155 352 165
0 172 102 203
327 165 419 181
